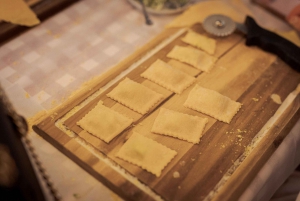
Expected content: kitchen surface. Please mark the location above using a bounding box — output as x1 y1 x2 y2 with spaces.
0 0 300 201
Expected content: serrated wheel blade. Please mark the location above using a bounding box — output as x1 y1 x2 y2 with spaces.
203 14 236 37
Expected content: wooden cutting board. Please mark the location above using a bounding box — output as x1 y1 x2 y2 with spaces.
33 21 300 201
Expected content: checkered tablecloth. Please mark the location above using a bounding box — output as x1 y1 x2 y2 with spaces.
0 0 174 117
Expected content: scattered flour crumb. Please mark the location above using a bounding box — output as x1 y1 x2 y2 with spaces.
252 98 259 102
237 129 247 133
173 171 180 178
25 92 30 98
50 112 58 121
179 161 186 166
51 100 57 107
271 94 282 104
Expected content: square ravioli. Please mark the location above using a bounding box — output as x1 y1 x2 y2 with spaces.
167 45 217 72
77 102 133 143
116 132 177 177
181 30 216 55
152 108 208 144
184 85 242 123
107 78 163 114
141 59 195 94
167 59 201 77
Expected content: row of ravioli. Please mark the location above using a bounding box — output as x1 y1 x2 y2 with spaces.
76 30 242 177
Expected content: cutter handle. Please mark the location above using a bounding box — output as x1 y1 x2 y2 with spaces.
245 16 300 72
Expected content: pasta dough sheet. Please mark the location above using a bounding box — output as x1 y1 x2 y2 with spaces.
141 59 196 94
116 132 177 177
77 102 133 143
152 108 208 144
184 85 242 123
167 45 217 72
107 78 163 114
181 30 216 55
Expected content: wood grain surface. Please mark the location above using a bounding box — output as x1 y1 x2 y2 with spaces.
33 23 300 201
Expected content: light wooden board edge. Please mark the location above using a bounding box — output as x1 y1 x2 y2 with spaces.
209 84 300 201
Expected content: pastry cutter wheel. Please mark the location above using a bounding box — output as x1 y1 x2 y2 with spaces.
202 14 300 72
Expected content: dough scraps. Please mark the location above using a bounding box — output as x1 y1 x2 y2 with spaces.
167 45 217 72
152 108 208 144
141 59 196 94
77 102 133 143
116 132 177 177
271 94 282 104
107 78 163 114
184 85 242 123
181 30 216 55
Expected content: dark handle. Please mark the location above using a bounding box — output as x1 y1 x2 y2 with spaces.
139 0 152 25
245 16 300 72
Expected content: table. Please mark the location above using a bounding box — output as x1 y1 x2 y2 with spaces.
0 0 299 200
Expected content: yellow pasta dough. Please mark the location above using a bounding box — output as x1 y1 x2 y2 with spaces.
116 132 177 177
141 59 195 94
184 85 242 123
167 45 217 72
181 30 216 55
152 108 208 144
77 102 133 143
167 59 200 77
107 78 163 114
0 0 40 26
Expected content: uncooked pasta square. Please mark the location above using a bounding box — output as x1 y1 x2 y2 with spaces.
167 45 217 72
152 108 208 143
141 59 195 94
107 78 163 114
181 30 216 55
77 102 133 143
184 85 241 123
116 132 177 177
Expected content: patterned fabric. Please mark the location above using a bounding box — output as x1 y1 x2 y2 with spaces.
0 0 173 116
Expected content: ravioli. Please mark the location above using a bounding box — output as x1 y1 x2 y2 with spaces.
184 85 241 123
116 132 177 177
167 59 201 77
167 45 217 72
152 108 208 143
141 59 195 94
107 78 163 114
77 102 133 143
181 30 216 55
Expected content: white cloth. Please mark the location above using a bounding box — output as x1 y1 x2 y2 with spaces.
239 119 300 201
